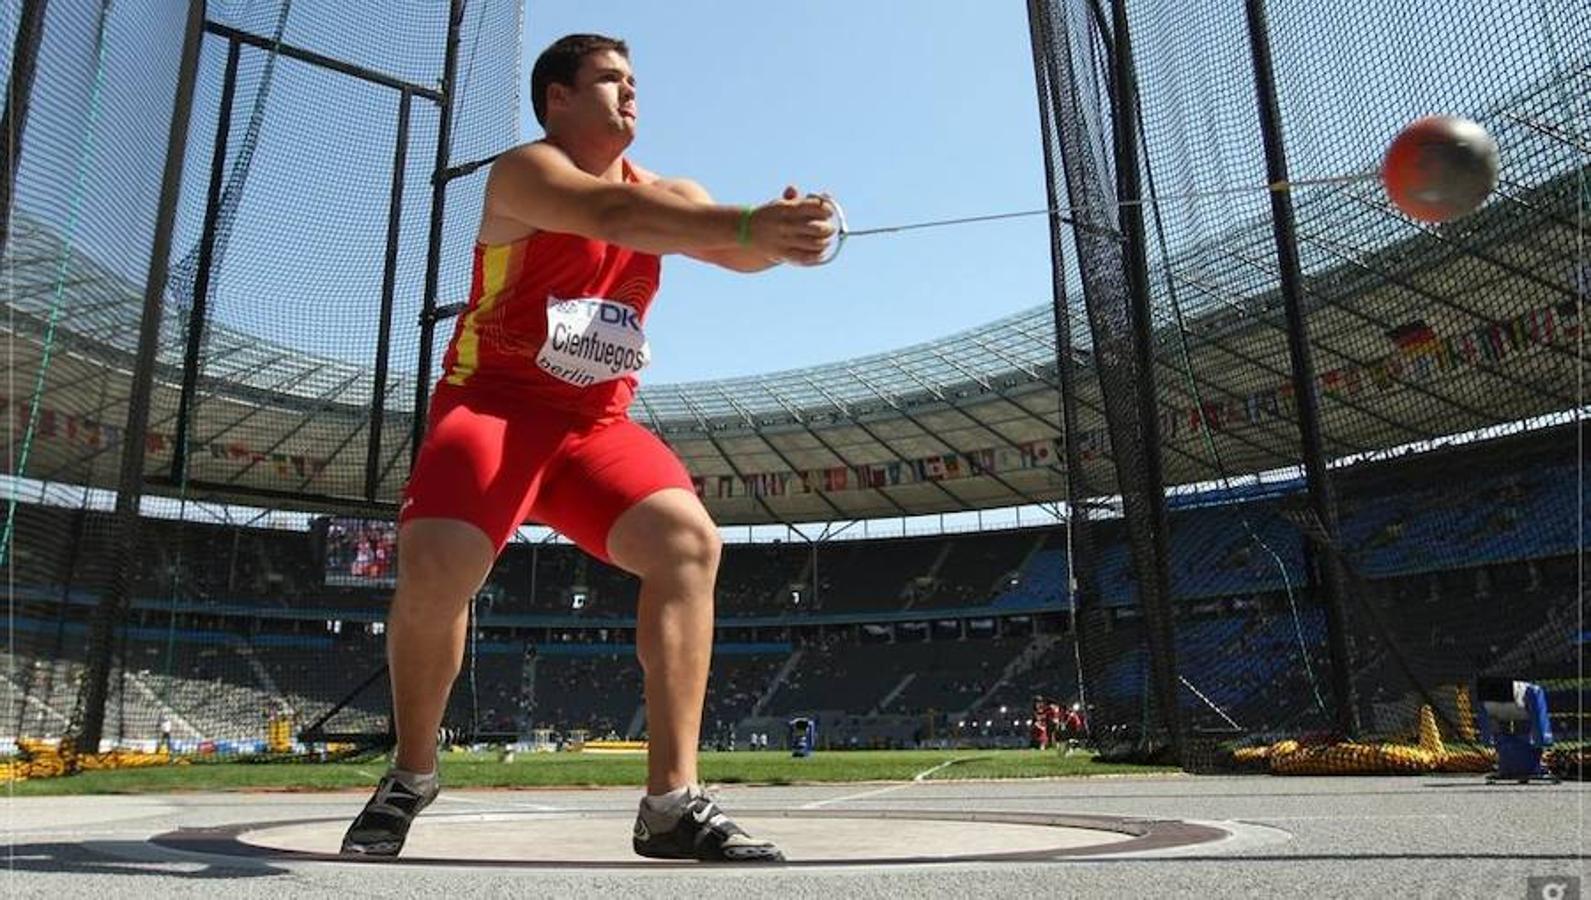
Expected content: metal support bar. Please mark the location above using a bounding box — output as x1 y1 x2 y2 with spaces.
171 38 240 484
0 0 51 252
141 475 397 516
1027 0 1105 735
410 0 466 467
73 0 209 752
1244 0 1359 738
364 89 412 501
203 20 444 102
1109 0 1184 761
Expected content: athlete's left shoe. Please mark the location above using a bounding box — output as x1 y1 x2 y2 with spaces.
632 787 785 862
340 770 439 857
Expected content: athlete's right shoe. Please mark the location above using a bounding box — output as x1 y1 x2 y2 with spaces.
339 770 439 857
632 787 785 862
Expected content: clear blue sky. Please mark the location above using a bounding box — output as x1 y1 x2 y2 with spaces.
519 1 1056 385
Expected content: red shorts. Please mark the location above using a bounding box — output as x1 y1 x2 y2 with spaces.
400 384 695 562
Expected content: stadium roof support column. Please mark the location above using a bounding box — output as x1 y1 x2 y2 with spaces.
872 357 1055 505
0 0 49 253
71 0 209 754
1244 0 1360 739
799 372 974 511
708 387 855 522
755 384 914 518
636 393 792 527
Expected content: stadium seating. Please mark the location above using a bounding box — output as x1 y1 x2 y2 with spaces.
7 455 1580 623
702 655 788 732
884 635 1029 714
3 439 1582 748
530 653 644 738
808 538 936 613
906 533 1040 611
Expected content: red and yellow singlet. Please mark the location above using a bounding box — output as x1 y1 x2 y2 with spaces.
403 158 693 559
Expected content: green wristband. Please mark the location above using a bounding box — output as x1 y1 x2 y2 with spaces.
736 205 755 247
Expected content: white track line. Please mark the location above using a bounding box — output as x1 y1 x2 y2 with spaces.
799 757 968 809
434 793 564 812
799 782 913 809
1243 814 1453 821
911 758 963 782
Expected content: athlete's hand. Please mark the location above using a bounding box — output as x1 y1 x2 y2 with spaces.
746 185 838 266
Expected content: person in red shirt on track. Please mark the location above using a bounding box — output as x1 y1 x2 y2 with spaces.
1064 703 1085 735
342 33 834 862
1045 701 1063 745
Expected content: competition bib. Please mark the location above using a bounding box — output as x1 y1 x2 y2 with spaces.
536 297 651 388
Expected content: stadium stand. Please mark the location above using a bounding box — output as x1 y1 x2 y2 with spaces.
4 432 1583 746
906 532 1041 611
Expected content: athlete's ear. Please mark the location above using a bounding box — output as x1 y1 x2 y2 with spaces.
546 82 572 114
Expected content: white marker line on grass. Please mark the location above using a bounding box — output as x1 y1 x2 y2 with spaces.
435 793 563 812
799 757 972 809
912 758 965 782
799 782 913 809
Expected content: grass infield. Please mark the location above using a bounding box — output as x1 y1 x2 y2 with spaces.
4 749 1175 796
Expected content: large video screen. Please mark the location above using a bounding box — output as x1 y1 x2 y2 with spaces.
321 517 398 588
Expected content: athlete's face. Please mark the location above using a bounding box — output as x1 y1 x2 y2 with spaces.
551 50 636 139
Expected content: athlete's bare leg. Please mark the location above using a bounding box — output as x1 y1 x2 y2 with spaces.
387 519 497 773
606 488 721 795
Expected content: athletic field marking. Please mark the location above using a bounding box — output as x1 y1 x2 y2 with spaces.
1243 814 1454 821
799 756 978 809
798 782 913 809
435 793 563 812
913 757 977 781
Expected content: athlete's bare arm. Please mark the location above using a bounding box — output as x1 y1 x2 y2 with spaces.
643 176 801 273
483 142 833 265
625 162 805 273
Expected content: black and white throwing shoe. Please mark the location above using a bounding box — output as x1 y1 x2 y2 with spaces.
632 787 785 862
340 770 440 857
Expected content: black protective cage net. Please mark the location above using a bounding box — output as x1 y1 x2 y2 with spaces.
1028 0 1586 763
3 0 520 758
1 0 1585 771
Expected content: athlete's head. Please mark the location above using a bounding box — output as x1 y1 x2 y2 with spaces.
532 34 635 142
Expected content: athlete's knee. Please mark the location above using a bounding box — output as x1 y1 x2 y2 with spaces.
608 491 721 581
394 519 495 610
629 517 720 586
666 513 722 573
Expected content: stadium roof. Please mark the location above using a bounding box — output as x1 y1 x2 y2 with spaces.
3 68 1583 525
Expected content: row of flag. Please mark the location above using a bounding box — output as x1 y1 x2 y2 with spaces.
694 300 1577 500
4 300 1573 495
0 399 331 480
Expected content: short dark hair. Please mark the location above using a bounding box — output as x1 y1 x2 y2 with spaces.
531 33 629 126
